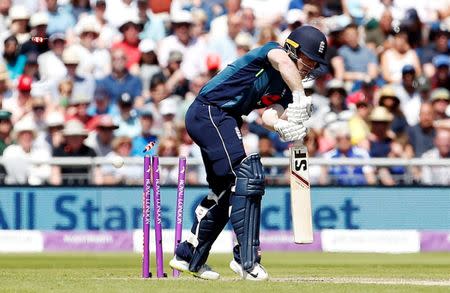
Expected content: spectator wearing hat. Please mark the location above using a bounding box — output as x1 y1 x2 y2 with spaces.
72 15 111 79
62 46 96 100
377 85 408 136
66 95 93 127
3 74 32 123
131 106 158 156
0 1 10 34
336 23 378 85
85 114 118 156
96 48 143 104
114 92 140 138
0 110 13 155
431 55 450 91
37 33 67 85
138 39 162 96
2 35 26 80
112 14 142 72
20 12 50 56
430 88 450 121
22 97 48 139
44 111 65 151
380 27 421 83
158 95 181 137
348 96 372 146
87 87 119 118
3 119 51 185
101 136 141 185
164 51 190 97
137 0 166 43
406 103 436 157
279 9 304 44
45 0 76 36
0 63 12 101
50 119 99 185
421 24 449 77
7 5 31 45
320 125 376 186
158 10 194 67
367 106 405 185
421 129 450 185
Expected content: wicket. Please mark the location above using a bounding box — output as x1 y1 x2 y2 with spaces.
142 155 186 279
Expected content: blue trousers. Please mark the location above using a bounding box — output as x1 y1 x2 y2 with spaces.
185 100 246 195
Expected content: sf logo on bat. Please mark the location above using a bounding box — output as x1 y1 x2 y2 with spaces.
293 149 308 171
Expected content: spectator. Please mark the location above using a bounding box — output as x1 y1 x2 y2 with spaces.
45 0 76 36
112 14 142 73
421 24 449 77
137 0 166 43
349 97 372 146
0 63 12 100
50 120 99 185
157 136 180 184
22 53 40 82
92 0 119 49
3 74 33 123
406 103 436 157
37 33 67 87
421 129 450 185
114 92 140 138
8 5 31 44
365 9 393 54
96 48 142 103
402 75 431 126
65 95 93 127
3 119 51 185
68 0 91 21
209 12 242 68
367 106 404 185
336 23 378 84
20 12 50 56
320 125 376 186
0 0 10 34
44 111 64 151
56 79 73 108
164 51 189 97
104 0 139 29
101 136 141 185
431 55 449 91
138 39 161 97
377 85 408 136
429 88 450 121
380 27 421 83
235 32 253 57
131 106 157 157
158 10 194 67
72 15 111 79
62 46 95 100
85 114 118 156
259 135 284 184
86 87 119 117
2 35 26 80
303 130 321 185
158 95 180 138
256 25 277 47
394 65 421 125
279 9 304 44
0 110 13 155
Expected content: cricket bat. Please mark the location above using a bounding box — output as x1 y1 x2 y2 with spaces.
289 94 313 244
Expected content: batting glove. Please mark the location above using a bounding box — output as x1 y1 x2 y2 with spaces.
274 119 307 142
287 92 312 124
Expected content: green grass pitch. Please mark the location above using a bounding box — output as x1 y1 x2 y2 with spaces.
0 252 449 292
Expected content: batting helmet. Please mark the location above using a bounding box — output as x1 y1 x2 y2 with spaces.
284 26 327 66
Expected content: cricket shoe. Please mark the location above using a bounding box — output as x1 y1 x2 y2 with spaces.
169 256 220 280
229 259 269 281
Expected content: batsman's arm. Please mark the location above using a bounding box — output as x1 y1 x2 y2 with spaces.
267 49 304 95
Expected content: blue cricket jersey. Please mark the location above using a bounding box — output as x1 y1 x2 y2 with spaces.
197 42 293 116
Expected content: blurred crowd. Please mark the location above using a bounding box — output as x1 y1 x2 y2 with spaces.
0 0 449 186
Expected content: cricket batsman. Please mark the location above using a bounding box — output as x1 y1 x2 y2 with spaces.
169 26 328 280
